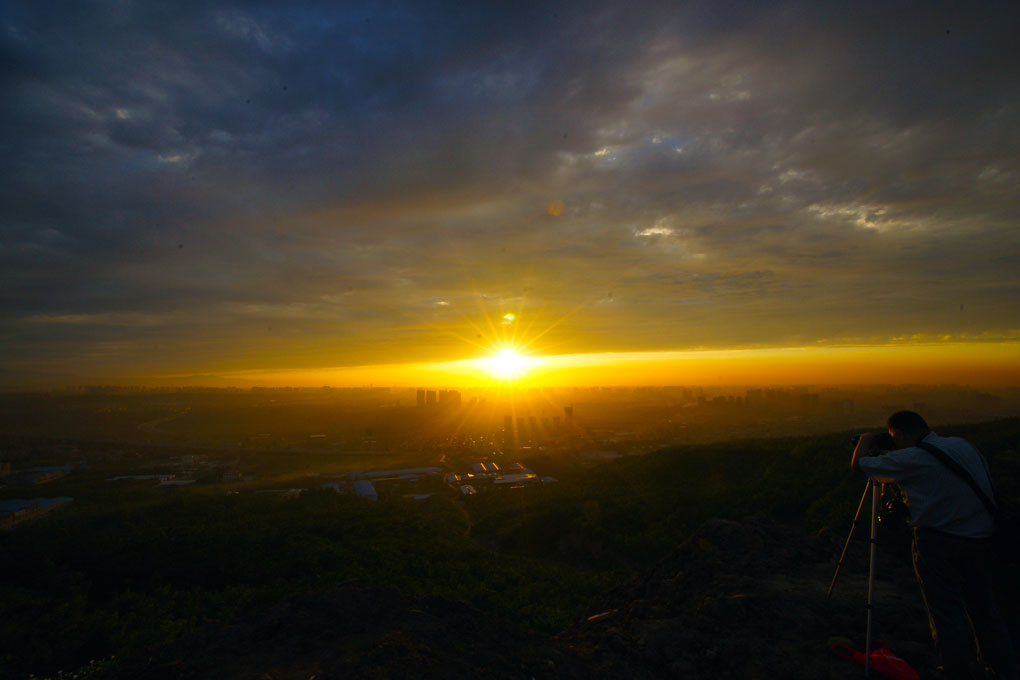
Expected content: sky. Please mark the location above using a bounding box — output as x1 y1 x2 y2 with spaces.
2 1 1019 387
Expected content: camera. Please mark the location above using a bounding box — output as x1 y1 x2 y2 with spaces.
850 432 896 449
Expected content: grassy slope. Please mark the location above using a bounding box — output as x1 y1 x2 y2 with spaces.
473 418 1020 569
2 418 1017 679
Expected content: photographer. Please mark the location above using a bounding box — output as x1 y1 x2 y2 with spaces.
852 410 1017 680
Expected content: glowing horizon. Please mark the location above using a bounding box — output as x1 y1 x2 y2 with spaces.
133 340 1020 389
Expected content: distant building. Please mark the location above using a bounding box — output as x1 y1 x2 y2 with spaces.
0 497 73 528
353 480 378 501
354 467 441 480
974 392 1003 408
425 390 437 407
17 466 72 485
493 473 538 485
830 399 856 415
797 393 820 408
438 390 461 407
108 474 175 482
416 389 425 407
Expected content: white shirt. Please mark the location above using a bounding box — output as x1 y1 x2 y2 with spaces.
857 432 996 538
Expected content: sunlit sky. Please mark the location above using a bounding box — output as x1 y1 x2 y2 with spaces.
2 1 1018 388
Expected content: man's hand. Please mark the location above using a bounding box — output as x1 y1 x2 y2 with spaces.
851 433 880 470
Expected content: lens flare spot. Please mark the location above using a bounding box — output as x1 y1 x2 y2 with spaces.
547 200 565 217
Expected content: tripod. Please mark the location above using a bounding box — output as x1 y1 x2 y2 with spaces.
828 479 882 677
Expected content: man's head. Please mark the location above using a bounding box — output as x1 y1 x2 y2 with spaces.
887 410 930 448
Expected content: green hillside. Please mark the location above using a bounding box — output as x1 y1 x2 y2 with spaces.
2 418 1018 679
476 418 1020 568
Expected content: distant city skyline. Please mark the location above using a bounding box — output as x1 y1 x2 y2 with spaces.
2 2 1018 388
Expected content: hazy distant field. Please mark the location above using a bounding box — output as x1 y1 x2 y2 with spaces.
2 384 1017 449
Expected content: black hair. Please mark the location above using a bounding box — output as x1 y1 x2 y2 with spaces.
887 410 929 436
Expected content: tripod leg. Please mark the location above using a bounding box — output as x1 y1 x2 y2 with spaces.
827 480 872 600
864 482 880 677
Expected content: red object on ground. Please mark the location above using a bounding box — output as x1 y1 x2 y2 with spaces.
830 639 920 680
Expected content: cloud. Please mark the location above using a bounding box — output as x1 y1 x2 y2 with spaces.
1 0 1019 380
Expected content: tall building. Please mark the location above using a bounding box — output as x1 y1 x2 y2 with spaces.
438 390 461 407
416 389 425 408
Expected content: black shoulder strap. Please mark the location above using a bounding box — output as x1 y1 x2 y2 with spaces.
916 441 999 518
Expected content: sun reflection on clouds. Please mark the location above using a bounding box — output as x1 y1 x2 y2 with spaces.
636 225 675 237
807 202 893 231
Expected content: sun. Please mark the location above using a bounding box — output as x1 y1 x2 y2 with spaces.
432 299 565 385
478 348 534 381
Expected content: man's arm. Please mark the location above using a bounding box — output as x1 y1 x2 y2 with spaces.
851 433 881 470
853 436 908 484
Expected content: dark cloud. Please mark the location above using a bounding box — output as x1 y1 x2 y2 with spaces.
1 0 1019 381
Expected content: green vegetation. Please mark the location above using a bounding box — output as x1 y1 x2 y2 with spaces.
2 418 1018 680
0 490 613 679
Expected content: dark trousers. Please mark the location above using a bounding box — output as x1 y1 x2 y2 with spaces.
913 528 1017 679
